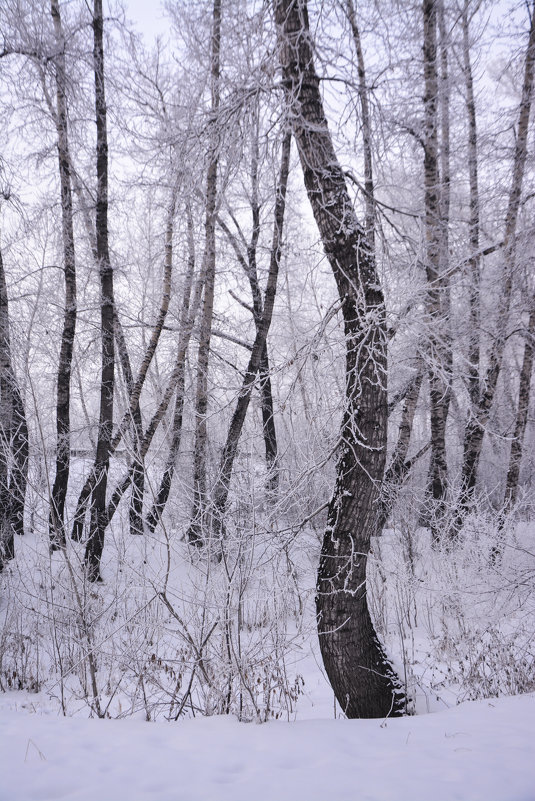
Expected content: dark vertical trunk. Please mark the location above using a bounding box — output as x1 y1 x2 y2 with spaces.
188 0 221 545
259 344 278 492
462 0 481 411
423 0 449 541
503 302 535 511
457 3 535 516
49 0 77 548
84 0 115 582
113 313 144 535
275 0 404 718
211 131 291 534
0 242 28 567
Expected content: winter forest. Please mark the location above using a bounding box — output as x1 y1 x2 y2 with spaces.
0 0 535 794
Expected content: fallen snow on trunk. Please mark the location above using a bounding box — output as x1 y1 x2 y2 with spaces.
1 692 533 801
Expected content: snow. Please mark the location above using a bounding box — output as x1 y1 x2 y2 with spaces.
1 692 534 801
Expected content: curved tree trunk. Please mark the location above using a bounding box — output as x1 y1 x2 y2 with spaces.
275 0 404 718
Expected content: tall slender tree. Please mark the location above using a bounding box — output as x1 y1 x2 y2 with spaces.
275 0 404 718
84 0 115 582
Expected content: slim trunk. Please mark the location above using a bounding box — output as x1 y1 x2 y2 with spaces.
188 0 221 545
458 3 535 514
146 204 195 533
259 344 278 492
275 0 404 718
106 235 206 526
423 0 449 541
503 301 535 511
462 0 481 410
71 185 179 542
346 0 374 241
211 130 291 534
84 0 115 582
378 368 425 532
49 0 77 547
114 312 144 535
0 241 28 567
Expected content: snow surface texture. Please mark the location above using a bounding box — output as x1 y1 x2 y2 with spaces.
1 692 534 801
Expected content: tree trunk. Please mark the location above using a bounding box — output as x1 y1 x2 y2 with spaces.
188 0 221 546
49 0 77 548
84 0 115 582
378 367 425 532
275 0 404 718
503 301 535 511
0 241 28 567
462 0 481 411
423 0 450 542
457 3 535 517
211 130 291 535
146 204 195 533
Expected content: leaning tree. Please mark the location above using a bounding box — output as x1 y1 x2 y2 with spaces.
274 0 405 718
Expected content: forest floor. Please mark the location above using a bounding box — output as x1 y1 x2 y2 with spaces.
1 689 534 801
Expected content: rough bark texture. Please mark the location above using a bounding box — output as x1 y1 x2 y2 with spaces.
49 0 77 548
84 0 115 582
423 0 450 541
275 0 404 718
188 0 221 545
462 0 481 411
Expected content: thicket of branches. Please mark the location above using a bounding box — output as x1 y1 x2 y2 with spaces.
0 0 534 720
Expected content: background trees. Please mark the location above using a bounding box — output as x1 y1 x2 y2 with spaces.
0 0 534 719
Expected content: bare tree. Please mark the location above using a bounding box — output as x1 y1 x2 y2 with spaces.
48 0 77 548
0 237 28 567
456 1 535 521
188 0 222 546
84 0 116 582
275 0 404 718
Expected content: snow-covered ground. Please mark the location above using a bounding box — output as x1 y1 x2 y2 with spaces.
1 691 534 801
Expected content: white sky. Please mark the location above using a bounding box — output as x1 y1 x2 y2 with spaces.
123 0 170 43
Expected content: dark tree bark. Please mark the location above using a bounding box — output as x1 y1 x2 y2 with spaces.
48 0 77 548
113 312 144 536
275 0 404 718
188 0 221 546
211 130 291 535
503 301 535 512
0 241 28 567
422 0 451 541
461 0 481 411
457 3 535 519
84 0 115 582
